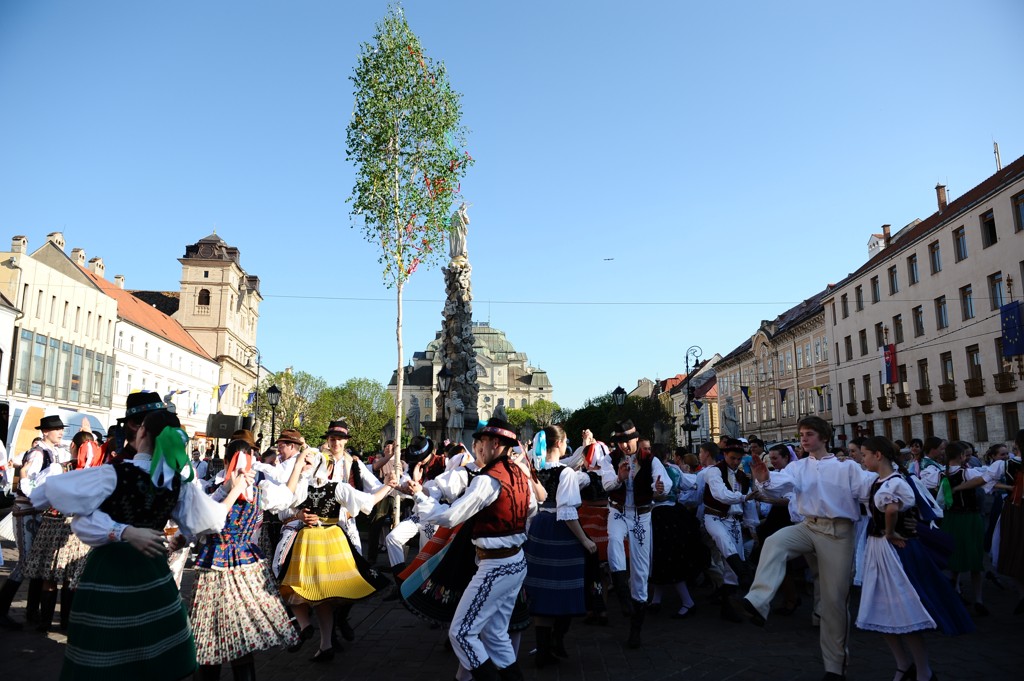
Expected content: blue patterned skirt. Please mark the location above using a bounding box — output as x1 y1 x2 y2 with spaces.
524 512 586 616
897 537 974 636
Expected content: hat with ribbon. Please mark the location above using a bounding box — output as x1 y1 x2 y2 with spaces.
472 417 518 447
123 391 168 423
405 434 435 465
610 420 640 443
36 415 66 432
323 420 351 440
276 429 304 446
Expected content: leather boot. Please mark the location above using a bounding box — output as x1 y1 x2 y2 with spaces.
230 657 257 681
384 562 405 601
719 585 742 623
533 625 560 668
197 663 221 681
0 579 23 631
610 571 633 617
551 616 570 658
335 603 355 641
469 659 502 681
497 661 525 681
36 589 58 633
59 587 74 630
626 600 645 648
726 554 753 591
25 578 42 624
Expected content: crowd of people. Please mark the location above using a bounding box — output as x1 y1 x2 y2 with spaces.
0 391 1022 681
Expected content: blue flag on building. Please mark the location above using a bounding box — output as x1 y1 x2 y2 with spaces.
740 385 751 402
778 388 787 402
246 391 255 406
1001 301 1024 357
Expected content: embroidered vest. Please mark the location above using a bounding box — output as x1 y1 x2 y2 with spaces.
702 461 750 518
304 482 341 520
472 456 531 539
608 450 654 507
866 478 919 538
537 466 564 510
99 462 181 531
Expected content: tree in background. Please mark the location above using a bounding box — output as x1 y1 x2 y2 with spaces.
251 370 328 447
506 398 563 435
346 6 473 474
313 378 395 453
563 392 673 448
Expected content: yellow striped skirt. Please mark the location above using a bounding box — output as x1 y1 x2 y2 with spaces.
280 525 376 604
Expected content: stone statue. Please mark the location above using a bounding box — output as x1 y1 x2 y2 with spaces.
448 202 469 263
722 396 740 439
407 395 421 437
446 394 465 443
493 397 507 422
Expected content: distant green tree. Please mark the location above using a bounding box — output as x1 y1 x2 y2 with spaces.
251 370 328 447
314 378 396 453
563 392 671 446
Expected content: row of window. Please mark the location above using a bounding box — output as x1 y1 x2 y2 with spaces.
838 195 1024 320
26 287 113 343
734 388 833 425
847 402 1019 446
839 271 1011 363
718 339 829 394
13 330 115 407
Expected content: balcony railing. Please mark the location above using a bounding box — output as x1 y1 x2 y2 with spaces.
964 377 985 398
895 392 911 409
994 372 1017 393
939 383 957 402
916 388 933 405
861 399 874 414
846 402 858 417
877 395 892 411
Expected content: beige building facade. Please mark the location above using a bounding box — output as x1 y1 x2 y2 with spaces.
826 157 1024 447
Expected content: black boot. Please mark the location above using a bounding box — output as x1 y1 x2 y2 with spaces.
626 600 645 648
551 616 570 658
25 578 42 624
497 661 525 681
36 589 58 633
198 663 221 681
59 587 74 630
230 657 256 681
384 563 405 602
335 603 355 641
719 585 742 623
726 554 753 591
469 659 502 681
533 625 560 668
610 570 633 617
0 579 23 631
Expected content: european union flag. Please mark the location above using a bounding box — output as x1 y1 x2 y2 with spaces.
1002 301 1024 357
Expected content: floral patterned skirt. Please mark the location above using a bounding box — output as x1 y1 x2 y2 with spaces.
23 514 90 587
187 559 299 664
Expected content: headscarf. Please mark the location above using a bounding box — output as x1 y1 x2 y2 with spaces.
222 447 257 502
76 441 104 469
150 427 195 490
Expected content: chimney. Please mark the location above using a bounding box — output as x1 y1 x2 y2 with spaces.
46 231 65 250
70 248 86 266
935 183 947 212
11 235 27 253
88 257 105 278
882 224 891 247
114 274 125 289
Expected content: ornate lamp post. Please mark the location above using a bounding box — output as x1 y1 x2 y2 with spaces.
436 366 452 441
244 345 261 436
266 384 281 445
612 385 627 410
684 345 703 452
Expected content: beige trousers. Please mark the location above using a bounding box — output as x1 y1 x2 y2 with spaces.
746 517 855 675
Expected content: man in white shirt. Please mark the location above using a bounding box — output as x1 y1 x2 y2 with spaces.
743 416 876 681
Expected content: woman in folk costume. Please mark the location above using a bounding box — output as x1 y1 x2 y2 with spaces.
524 425 596 668
23 430 102 632
993 429 1024 613
190 438 306 681
278 426 396 663
31 410 243 681
570 435 612 625
856 436 973 681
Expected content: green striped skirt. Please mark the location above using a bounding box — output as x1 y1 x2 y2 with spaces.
61 542 197 681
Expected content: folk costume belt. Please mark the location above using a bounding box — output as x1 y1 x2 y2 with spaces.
703 507 742 519
475 546 522 560
609 500 651 515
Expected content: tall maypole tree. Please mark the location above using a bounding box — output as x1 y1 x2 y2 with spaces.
347 6 473 477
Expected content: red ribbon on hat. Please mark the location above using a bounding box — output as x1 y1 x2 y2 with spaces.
77 441 104 469
223 450 255 502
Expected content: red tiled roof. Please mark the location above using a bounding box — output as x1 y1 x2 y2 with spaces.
697 380 718 400
78 267 212 360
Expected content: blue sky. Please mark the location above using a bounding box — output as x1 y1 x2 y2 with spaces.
1 0 1022 410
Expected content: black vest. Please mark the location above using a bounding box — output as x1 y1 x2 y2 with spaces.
940 468 978 513
608 451 654 507
866 476 919 538
99 462 181 531
702 461 750 518
304 482 341 519
537 466 564 510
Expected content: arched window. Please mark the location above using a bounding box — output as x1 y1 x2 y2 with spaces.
198 289 211 306
508 399 515 408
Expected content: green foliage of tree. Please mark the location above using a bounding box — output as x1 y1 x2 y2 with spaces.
505 399 562 434
505 408 531 432
562 392 673 447
251 370 328 446
346 6 473 468
313 378 396 453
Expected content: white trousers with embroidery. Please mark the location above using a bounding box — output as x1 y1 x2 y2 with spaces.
385 516 436 567
703 515 745 586
606 508 653 603
449 551 526 671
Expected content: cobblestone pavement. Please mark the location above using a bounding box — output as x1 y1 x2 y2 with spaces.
3 538 1019 680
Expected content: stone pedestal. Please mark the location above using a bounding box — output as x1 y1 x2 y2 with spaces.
439 260 479 443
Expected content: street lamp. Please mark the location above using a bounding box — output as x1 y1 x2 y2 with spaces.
244 345 261 436
612 386 627 408
266 384 281 445
437 366 452 441
684 345 703 452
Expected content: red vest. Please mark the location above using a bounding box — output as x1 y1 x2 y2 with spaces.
472 456 531 539
703 461 750 518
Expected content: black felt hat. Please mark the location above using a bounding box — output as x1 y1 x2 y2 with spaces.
36 415 65 431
